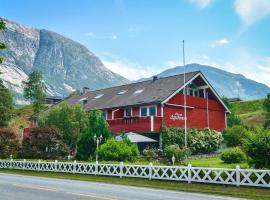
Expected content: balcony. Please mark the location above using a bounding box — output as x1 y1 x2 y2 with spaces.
107 116 162 134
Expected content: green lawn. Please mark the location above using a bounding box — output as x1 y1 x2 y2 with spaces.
7 157 251 168
0 169 269 200
189 157 250 169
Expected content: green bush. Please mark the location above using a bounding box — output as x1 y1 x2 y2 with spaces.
243 128 270 168
21 127 69 159
98 138 139 162
0 128 19 158
161 127 223 154
164 145 191 163
223 125 249 147
143 147 159 162
220 147 246 164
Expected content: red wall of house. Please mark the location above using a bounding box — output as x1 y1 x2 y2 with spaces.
107 110 112 120
164 94 226 131
133 107 140 116
113 109 124 119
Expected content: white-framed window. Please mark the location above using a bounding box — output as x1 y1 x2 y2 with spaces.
140 105 157 117
134 89 144 94
117 90 127 95
94 94 104 99
124 107 132 117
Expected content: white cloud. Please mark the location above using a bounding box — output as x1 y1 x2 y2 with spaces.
189 0 214 9
215 39 229 45
190 53 270 87
235 0 270 25
85 32 118 40
102 54 169 80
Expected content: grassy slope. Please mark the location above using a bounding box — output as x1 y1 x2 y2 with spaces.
9 105 33 139
230 99 266 127
0 169 269 200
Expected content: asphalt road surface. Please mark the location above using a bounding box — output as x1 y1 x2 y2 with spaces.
0 173 245 200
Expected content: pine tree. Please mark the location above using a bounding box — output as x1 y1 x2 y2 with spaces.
23 70 46 114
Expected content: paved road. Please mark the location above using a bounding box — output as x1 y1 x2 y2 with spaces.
0 173 245 200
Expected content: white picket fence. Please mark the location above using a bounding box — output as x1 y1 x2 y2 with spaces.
0 159 269 188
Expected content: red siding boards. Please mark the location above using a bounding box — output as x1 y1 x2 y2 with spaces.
168 94 225 111
164 97 226 132
108 117 162 135
133 107 140 116
106 94 226 134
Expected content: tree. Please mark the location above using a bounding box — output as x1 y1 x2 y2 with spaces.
38 103 88 150
0 19 6 65
0 86 13 127
222 97 242 127
223 125 249 147
243 128 270 168
0 128 19 158
23 70 46 114
76 110 112 160
0 19 13 127
263 93 270 129
21 127 69 159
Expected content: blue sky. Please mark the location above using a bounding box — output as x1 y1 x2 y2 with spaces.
1 0 270 86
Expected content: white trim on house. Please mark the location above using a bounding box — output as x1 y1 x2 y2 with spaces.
140 105 158 117
112 109 120 120
124 107 133 117
165 103 194 109
161 72 230 113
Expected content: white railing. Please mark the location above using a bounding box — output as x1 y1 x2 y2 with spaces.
0 160 269 188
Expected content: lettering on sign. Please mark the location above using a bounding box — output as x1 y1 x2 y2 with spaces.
170 113 185 121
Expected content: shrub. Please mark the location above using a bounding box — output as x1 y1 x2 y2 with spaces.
161 127 223 154
76 110 112 160
164 145 191 163
38 103 88 149
223 125 249 147
21 127 69 159
98 138 139 162
220 147 246 163
143 147 159 162
0 128 19 158
243 128 270 168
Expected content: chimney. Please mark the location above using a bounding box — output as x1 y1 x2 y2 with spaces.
152 76 158 81
82 87 90 94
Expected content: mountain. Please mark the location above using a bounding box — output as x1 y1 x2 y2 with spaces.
141 63 270 100
0 17 129 104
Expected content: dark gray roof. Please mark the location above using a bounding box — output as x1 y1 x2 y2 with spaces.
64 71 200 110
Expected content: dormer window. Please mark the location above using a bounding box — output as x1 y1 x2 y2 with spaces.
134 89 144 94
117 90 127 95
94 94 104 99
79 97 88 105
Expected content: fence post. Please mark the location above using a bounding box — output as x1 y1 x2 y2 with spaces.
95 161 98 176
38 159 41 171
54 160 58 172
149 162 153 180
23 159 26 170
236 165 240 187
188 164 192 184
120 162 124 178
73 160 77 174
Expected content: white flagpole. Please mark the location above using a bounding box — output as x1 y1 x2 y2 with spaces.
183 40 187 148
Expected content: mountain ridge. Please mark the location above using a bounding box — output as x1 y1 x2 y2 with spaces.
138 63 270 100
0 17 129 103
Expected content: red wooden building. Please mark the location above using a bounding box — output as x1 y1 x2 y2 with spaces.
64 71 229 141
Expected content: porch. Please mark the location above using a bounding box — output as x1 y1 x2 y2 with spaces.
107 116 163 134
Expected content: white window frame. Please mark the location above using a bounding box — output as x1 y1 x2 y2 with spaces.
140 105 157 117
124 107 133 117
